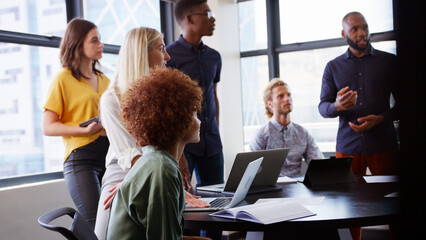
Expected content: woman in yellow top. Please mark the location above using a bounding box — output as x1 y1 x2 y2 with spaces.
42 18 110 229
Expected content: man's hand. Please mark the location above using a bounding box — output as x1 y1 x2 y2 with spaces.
184 191 210 208
334 86 357 111
179 154 192 190
103 182 122 210
349 115 384 133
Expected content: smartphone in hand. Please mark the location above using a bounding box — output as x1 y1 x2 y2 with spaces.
79 116 100 127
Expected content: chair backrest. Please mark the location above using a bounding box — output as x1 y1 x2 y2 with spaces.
38 207 98 240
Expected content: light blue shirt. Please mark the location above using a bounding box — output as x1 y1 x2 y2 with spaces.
250 118 324 177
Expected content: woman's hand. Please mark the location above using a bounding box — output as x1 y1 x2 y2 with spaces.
85 121 103 135
42 109 103 136
103 182 121 210
184 191 210 208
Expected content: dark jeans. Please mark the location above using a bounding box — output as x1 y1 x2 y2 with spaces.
185 151 224 186
63 136 109 229
185 151 224 240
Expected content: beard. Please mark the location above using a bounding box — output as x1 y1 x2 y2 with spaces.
346 35 371 52
278 105 292 115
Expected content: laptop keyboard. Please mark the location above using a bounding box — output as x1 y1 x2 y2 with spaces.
209 197 233 208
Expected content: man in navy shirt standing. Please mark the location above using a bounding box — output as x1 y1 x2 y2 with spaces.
166 0 223 189
319 11 399 240
167 1 223 239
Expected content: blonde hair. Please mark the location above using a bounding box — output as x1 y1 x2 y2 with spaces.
110 27 163 96
263 78 288 119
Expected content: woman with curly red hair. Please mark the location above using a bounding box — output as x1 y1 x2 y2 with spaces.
106 67 205 239
96 27 208 240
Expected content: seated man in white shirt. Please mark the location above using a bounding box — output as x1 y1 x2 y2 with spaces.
250 78 324 177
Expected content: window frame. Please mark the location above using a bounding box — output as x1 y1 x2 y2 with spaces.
1 0 396 186
238 0 397 155
240 0 396 79
0 0 173 187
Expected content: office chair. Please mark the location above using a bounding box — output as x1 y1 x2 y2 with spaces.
38 207 98 240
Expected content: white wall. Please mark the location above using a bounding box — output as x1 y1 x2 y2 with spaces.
0 180 75 239
203 0 245 178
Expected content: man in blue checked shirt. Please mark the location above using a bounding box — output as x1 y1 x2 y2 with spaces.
250 78 324 178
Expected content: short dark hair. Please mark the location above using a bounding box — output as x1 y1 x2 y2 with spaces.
174 0 207 23
120 67 203 149
342 11 363 24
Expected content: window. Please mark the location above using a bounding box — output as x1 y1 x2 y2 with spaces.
240 56 269 150
83 0 161 45
238 0 395 152
238 0 267 52
279 0 394 44
0 0 162 182
0 0 67 36
0 0 67 179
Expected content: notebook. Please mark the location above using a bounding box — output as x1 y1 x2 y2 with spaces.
209 200 316 224
185 157 263 212
197 148 289 194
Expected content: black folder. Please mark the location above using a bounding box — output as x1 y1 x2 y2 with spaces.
303 157 356 186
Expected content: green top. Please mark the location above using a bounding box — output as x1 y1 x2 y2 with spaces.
106 145 185 240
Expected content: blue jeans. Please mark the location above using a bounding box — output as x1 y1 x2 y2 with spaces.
185 151 224 186
63 136 109 229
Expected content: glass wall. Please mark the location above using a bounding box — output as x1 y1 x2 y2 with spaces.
0 0 161 179
0 0 67 35
0 0 67 178
238 0 267 52
279 0 394 44
240 55 269 150
238 0 395 153
83 0 161 45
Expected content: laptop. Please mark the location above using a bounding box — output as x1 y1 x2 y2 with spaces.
185 157 263 212
197 148 289 194
303 156 356 186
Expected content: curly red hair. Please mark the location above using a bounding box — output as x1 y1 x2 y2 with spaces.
120 67 203 149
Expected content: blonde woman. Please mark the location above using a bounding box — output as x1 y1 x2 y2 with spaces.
95 27 208 240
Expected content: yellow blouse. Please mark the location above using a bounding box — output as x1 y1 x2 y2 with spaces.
43 68 110 161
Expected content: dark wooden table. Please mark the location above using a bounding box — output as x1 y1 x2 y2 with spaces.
183 176 399 239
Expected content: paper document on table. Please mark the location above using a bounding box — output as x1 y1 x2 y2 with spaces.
255 196 325 206
364 175 399 183
277 176 298 183
209 201 315 225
